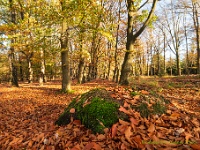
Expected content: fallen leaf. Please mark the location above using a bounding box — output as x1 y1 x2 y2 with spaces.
191 118 199 127
70 108 76 113
119 106 131 115
130 117 139 126
123 101 130 108
134 95 140 100
73 120 81 125
147 123 155 133
169 112 180 121
97 134 105 141
111 123 118 138
141 90 149 95
184 132 193 144
124 126 133 144
119 119 130 126
132 135 145 149
93 143 102 150
84 142 94 150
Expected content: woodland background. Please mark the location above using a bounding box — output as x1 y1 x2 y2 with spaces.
0 0 200 149
0 0 199 90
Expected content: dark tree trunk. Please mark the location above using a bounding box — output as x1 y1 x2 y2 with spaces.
39 48 46 86
192 1 200 74
8 49 18 87
77 58 85 84
61 31 71 92
119 0 158 85
8 0 18 87
88 34 99 81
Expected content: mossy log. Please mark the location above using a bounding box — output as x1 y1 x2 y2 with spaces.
55 88 127 133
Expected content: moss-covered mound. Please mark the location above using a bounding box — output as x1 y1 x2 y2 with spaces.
55 88 127 133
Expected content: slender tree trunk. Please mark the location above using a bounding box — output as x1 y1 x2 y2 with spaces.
88 33 99 81
77 58 84 84
8 0 18 87
184 18 189 75
8 47 18 87
39 48 46 86
163 34 166 75
192 1 200 74
119 0 158 85
19 56 24 81
113 0 121 83
27 57 33 83
176 50 181 76
77 31 85 84
61 30 71 92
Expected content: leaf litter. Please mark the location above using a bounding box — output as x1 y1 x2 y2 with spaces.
0 78 200 150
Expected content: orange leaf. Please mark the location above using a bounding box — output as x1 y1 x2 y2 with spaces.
119 106 131 115
111 123 118 138
190 143 200 150
70 108 76 113
93 143 102 150
119 119 130 126
147 123 155 133
125 126 133 144
184 132 193 144
97 134 105 141
134 95 140 100
132 135 145 149
191 118 199 127
169 112 180 121
141 90 149 95
123 101 130 108
73 120 81 125
130 117 139 126
83 142 94 150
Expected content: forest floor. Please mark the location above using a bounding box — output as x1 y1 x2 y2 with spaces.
0 76 200 150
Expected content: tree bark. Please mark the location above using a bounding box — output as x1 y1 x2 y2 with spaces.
192 1 200 74
39 48 46 86
8 0 18 87
61 30 71 92
27 55 33 83
119 0 158 85
113 0 121 83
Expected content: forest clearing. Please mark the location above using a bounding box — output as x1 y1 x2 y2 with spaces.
0 76 200 150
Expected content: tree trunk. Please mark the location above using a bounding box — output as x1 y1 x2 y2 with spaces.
120 0 158 85
113 0 121 83
39 48 46 86
88 34 99 81
77 58 84 84
77 30 85 84
8 0 18 87
61 31 71 92
176 50 181 76
192 1 200 74
163 34 166 75
27 57 33 83
8 47 18 87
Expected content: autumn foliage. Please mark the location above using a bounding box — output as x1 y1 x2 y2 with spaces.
0 78 200 149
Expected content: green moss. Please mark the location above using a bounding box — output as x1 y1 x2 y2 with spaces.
130 91 139 97
136 102 150 118
55 88 126 133
81 97 119 133
152 101 166 115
